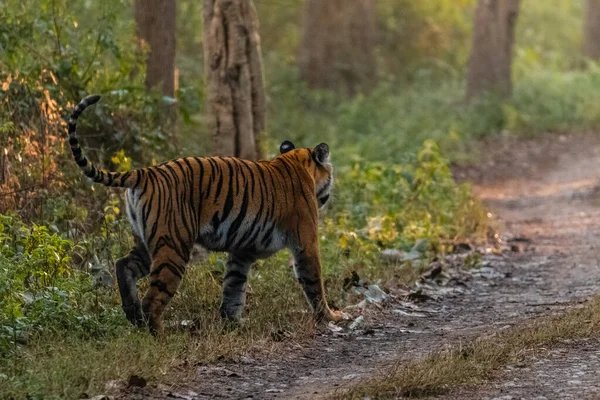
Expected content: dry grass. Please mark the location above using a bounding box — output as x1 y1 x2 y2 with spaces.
333 297 600 399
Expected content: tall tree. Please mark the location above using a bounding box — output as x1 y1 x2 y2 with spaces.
134 0 177 97
584 0 600 59
202 0 266 160
466 0 520 100
298 0 376 96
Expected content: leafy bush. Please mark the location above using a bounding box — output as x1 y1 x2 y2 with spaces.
0 214 125 354
0 0 190 229
317 141 488 285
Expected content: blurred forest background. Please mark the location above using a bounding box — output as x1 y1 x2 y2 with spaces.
2 0 600 397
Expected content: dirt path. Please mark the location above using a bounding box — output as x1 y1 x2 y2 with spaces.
124 132 600 400
438 132 600 400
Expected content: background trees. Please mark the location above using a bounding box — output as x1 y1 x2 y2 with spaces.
584 0 600 60
134 0 177 145
134 0 177 98
202 0 265 160
466 0 520 100
298 0 377 96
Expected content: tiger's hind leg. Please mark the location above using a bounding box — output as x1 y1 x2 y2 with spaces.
292 236 347 323
141 246 190 334
116 237 151 326
220 253 255 323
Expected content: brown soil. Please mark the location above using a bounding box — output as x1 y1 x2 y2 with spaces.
121 132 600 400
438 132 600 400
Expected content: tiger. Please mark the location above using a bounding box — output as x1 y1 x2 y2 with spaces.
67 95 346 333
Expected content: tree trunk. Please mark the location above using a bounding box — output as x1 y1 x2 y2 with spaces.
134 0 177 149
202 0 266 160
584 0 600 59
135 0 177 97
466 0 520 100
298 0 376 97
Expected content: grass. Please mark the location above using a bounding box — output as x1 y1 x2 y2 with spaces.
0 249 437 399
0 256 317 398
334 297 600 399
0 219 466 400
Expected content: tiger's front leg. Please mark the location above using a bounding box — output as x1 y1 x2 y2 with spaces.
220 253 255 323
292 238 346 323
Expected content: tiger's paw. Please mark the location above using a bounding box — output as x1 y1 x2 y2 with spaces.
146 315 165 336
123 303 145 328
221 318 245 333
324 309 351 323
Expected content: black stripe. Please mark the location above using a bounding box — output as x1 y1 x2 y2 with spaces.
220 160 236 223
85 165 96 177
272 163 290 209
232 159 242 196
205 158 218 199
297 277 319 287
225 183 250 248
223 269 247 282
212 211 221 232
240 160 256 198
120 171 132 187
150 280 175 297
279 158 298 208
261 222 276 247
214 165 225 199
149 259 183 281
194 158 205 228
133 170 143 189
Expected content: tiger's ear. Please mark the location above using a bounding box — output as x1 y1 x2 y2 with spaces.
280 140 295 154
313 143 330 164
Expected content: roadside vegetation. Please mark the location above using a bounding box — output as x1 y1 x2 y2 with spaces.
336 297 600 399
1 0 599 397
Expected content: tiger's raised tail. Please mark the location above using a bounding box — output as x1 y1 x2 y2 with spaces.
68 95 137 188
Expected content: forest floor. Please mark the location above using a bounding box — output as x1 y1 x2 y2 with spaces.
119 132 600 400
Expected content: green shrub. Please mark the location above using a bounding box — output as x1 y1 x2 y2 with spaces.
0 214 126 354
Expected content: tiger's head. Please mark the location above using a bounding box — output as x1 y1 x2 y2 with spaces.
279 140 333 209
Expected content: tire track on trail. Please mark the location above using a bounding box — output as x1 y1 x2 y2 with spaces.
123 132 600 400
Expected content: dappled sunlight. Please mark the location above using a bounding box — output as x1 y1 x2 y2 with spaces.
475 177 600 202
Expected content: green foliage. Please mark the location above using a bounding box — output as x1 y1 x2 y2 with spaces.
0 0 189 232
266 61 600 167
0 214 125 355
515 0 584 73
377 0 475 81
317 141 488 286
